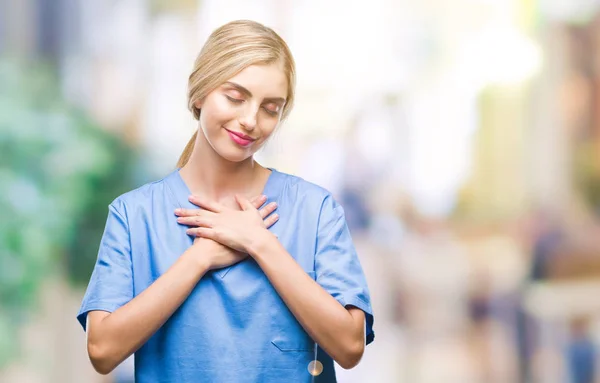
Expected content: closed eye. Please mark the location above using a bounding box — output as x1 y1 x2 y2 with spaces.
225 95 244 104
262 103 280 116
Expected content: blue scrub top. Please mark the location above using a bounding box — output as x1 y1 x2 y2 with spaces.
77 168 374 383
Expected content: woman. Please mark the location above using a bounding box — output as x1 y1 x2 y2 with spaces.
77 20 374 383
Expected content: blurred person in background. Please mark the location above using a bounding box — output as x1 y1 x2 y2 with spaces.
567 316 596 383
76 20 374 383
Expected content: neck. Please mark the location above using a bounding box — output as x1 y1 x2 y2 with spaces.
179 130 263 201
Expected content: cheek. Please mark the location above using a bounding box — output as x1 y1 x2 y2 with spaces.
256 121 278 141
200 97 237 128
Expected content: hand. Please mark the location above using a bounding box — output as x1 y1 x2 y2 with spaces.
190 237 247 271
180 194 277 254
175 195 278 267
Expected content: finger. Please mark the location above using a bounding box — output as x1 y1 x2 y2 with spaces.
177 215 213 227
174 207 206 217
187 227 216 240
258 202 277 219
235 194 255 211
263 213 279 229
174 208 217 218
188 195 225 212
250 194 268 209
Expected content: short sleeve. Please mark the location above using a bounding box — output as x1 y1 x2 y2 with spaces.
76 199 133 331
314 194 375 345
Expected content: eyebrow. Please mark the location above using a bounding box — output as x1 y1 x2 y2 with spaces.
224 81 286 104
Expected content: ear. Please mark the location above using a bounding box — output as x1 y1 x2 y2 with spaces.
193 99 203 109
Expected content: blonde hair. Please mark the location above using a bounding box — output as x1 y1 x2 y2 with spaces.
177 20 296 168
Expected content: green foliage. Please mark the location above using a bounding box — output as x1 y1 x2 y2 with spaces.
0 58 143 367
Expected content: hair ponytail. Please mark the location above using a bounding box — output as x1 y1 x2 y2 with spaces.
177 131 198 168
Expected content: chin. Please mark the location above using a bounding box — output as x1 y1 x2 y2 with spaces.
216 147 253 163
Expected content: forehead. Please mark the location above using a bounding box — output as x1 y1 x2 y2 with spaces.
225 63 287 99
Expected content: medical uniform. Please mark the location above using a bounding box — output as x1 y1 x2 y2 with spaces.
77 168 374 382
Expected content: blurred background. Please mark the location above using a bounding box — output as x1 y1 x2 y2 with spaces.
2 0 600 382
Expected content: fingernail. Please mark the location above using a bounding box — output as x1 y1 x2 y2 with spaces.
273 214 279 220
174 208 181 214
176 217 183 223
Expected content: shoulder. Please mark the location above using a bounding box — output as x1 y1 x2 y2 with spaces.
274 170 341 212
275 170 331 199
108 171 175 216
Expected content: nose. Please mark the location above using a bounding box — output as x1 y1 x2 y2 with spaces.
238 104 258 132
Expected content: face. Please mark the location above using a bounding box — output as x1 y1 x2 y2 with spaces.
195 63 288 163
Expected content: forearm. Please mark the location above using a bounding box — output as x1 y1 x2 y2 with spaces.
87 248 209 373
248 232 365 369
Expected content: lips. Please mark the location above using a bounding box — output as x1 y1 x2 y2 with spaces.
226 129 254 141
225 128 255 147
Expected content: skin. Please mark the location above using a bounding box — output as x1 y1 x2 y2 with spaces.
86 62 365 375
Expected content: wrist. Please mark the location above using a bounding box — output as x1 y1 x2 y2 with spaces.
247 229 278 258
183 245 211 275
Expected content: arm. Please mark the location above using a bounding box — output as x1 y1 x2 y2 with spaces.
84 195 278 375
86 247 209 375
186 194 371 369
249 233 365 369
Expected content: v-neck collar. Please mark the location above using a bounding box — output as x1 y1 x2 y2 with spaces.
165 166 283 279
167 167 281 210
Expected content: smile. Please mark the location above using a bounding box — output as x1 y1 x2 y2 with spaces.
225 128 255 147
